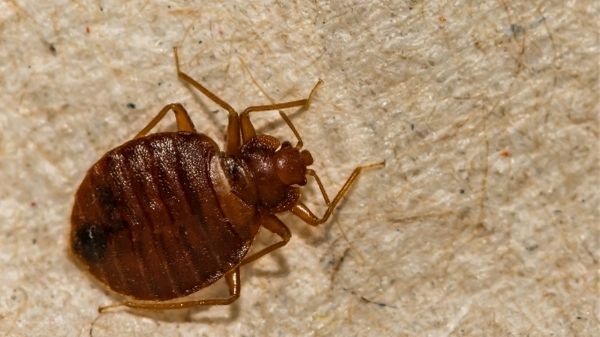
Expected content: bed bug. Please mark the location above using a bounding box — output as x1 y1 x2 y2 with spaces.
69 47 384 312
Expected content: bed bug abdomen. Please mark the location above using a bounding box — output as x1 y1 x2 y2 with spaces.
70 132 259 301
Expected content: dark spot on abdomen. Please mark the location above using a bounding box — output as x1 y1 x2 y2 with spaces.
73 223 108 264
96 185 118 211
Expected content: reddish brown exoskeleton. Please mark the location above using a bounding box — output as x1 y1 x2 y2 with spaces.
69 47 383 312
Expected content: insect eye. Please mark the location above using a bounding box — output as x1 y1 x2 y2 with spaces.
224 158 249 188
300 150 313 166
228 164 241 180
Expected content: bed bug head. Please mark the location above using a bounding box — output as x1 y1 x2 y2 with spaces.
239 136 314 212
273 141 314 186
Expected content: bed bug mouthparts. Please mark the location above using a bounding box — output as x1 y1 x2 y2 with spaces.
70 47 384 312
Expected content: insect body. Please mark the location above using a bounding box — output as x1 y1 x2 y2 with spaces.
70 48 383 312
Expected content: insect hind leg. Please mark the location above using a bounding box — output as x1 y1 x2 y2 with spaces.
135 103 196 138
98 267 241 312
173 47 241 155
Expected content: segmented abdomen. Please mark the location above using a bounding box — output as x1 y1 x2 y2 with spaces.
71 132 253 301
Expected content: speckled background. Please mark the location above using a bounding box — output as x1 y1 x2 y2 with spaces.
0 1 598 336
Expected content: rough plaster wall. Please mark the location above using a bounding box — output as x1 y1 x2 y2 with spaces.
0 1 598 336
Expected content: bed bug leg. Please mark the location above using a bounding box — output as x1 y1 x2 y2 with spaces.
173 47 241 155
240 214 291 266
135 103 196 138
290 162 385 226
239 79 323 143
98 267 241 312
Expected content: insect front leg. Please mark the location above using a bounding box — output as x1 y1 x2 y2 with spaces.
291 162 385 226
239 80 322 144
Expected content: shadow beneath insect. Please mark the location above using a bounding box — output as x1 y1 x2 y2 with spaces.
88 304 241 336
126 302 242 324
243 249 291 279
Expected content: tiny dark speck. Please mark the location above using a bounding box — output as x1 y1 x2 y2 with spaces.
410 123 415 131
32 238 37 244
127 103 136 109
459 189 465 194
74 224 108 263
49 44 57 55
509 24 525 36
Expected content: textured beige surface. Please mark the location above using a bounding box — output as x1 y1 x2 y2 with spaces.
0 1 598 336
